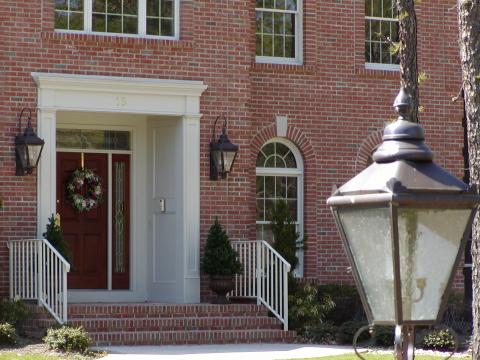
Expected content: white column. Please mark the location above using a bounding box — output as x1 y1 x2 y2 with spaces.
37 109 56 238
182 114 201 303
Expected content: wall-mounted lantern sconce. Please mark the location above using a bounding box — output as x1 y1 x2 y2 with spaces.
15 108 45 176
210 115 239 180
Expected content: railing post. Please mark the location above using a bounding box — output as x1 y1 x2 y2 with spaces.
8 242 13 299
37 240 43 306
62 264 68 323
283 263 288 331
256 241 261 305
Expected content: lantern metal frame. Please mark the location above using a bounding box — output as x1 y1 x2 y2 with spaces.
209 115 239 180
327 88 480 359
15 108 45 176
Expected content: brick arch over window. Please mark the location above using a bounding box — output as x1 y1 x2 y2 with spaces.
250 123 317 279
354 129 384 172
251 124 316 165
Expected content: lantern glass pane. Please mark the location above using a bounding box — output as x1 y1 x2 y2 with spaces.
16 143 28 168
222 151 237 173
211 149 222 175
27 144 42 167
337 207 395 322
398 208 471 322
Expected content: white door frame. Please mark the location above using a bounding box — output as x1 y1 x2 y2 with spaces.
32 73 207 303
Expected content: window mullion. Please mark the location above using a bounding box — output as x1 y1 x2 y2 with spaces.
174 0 180 39
85 0 92 32
138 0 146 36
296 0 302 61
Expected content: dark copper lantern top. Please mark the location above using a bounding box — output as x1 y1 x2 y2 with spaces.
373 88 433 164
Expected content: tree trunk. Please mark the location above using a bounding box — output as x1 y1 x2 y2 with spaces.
458 1 480 358
396 0 419 123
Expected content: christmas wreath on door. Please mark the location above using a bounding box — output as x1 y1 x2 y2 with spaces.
66 168 103 212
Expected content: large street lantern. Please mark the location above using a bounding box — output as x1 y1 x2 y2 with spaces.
327 88 480 359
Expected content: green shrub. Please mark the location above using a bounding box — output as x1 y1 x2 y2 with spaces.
372 325 395 347
0 323 17 345
43 326 91 353
442 292 471 335
0 299 31 327
317 284 366 325
336 320 369 344
43 214 71 261
201 218 242 276
307 322 337 343
288 282 334 336
422 328 456 351
270 200 304 272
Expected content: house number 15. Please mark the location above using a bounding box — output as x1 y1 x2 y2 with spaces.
116 96 127 107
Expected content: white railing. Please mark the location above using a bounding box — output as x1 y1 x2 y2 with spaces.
8 239 70 324
231 240 291 330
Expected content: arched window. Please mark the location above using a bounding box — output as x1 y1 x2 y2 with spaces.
256 138 304 276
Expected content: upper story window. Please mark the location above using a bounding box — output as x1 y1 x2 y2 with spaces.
365 0 399 70
54 0 178 38
255 0 303 65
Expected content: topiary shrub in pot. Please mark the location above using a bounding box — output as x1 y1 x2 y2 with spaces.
43 214 71 261
201 218 242 304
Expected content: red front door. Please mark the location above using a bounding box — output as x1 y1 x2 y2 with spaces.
57 152 108 289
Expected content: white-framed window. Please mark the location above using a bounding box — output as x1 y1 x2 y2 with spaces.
256 138 304 276
255 0 303 65
54 0 179 39
365 0 399 71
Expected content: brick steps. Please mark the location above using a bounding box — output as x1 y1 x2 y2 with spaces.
67 303 269 319
23 302 296 345
70 316 281 332
91 329 297 346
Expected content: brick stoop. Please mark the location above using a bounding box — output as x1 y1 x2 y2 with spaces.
22 303 296 345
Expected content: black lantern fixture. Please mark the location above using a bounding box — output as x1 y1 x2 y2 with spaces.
15 108 45 176
210 115 239 180
327 88 480 360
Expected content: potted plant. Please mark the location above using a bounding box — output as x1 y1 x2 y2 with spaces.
202 218 242 304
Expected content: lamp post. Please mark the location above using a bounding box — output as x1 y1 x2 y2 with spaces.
327 88 480 360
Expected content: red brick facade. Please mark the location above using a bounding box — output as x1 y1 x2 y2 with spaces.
0 0 466 298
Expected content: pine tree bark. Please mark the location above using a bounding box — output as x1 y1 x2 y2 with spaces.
396 0 419 123
458 1 480 358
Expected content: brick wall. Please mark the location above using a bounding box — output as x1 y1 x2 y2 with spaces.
0 0 466 298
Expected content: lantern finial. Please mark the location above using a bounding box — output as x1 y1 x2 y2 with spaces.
372 89 432 163
393 88 412 121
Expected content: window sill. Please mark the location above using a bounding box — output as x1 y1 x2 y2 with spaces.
255 56 302 66
250 62 315 75
41 31 194 49
355 63 400 79
365 63 400 72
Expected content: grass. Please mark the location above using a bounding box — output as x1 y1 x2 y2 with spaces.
0 351 103 360
290 354 467 360
0 356 59 360
0 350 104 360
0 337 106 360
